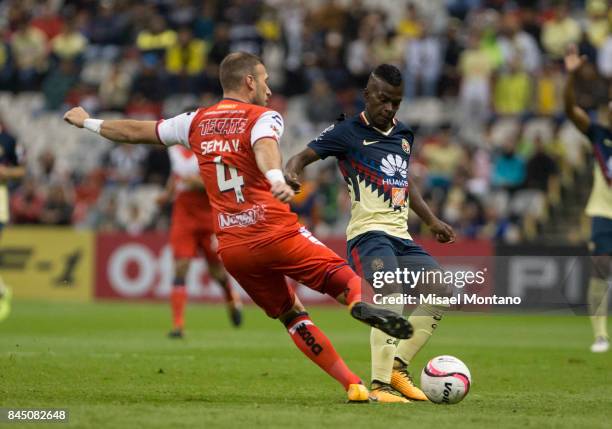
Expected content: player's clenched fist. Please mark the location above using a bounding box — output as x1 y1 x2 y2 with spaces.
63 106 90 128
270 181 295 203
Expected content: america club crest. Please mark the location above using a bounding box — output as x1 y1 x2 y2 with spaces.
401 138 410 154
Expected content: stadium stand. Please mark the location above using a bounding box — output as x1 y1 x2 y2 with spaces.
0 0 609 244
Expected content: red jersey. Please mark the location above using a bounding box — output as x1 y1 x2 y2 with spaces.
167 145 213 228
156 100 299 250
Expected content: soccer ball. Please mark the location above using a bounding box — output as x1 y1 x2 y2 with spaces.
420 355 472 404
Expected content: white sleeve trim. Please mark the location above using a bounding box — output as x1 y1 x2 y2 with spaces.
250 110 284 146
156 111 196 148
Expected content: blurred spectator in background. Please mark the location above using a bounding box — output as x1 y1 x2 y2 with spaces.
305 79 341 125
136 14 176 65
142 146 170 186
541 4 580 59
131 58 164 102
42 59 78 111
50 17 88 65
315 165 343 231
193 2 216 42
10 17 48 91
585 0 609 49
511 135 559 238
498 11 541 74
421 126 466 190
165 26 207 93
103 144 147 187
34 149 67 184
0 38 13 91
573 61 608 116
459 32 495 123
598 32 612 78
85 2 128 60
491 141 525 193
493 59 532 116
10 178 44 224
30 1 63 40
98 61 132 111
396 3 423 40
577 30 598 65
535 61 563 116
371 30 403 69
404 27 442 98
40 183 74 225
290 178 319 231
439 20 463 97
168 0 197 29
346 25 374 88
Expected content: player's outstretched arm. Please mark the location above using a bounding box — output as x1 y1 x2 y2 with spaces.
408 181 455 243
63 106 161 145
284 148 321 192
563 45 590 135
253 137 295 203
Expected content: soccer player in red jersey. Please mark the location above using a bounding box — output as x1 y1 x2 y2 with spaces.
162 144 242 338
64 52 413 402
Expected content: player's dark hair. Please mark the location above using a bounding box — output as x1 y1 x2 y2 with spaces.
372 64 403 87
219 52 264 92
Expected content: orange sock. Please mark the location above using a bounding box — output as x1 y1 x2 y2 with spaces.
285 313 362 390
170 286 187 329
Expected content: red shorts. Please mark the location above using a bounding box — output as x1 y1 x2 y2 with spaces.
218 227 352 318
170 193 219 264
170 223 220 263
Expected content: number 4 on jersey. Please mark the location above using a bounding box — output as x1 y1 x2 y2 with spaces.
214 156 245 203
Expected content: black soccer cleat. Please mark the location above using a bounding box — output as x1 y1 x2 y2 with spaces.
167 328 184 339
350 302 413 339
229 306 243 328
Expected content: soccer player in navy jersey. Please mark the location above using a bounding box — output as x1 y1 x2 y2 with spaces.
0 117 25 322
286 64 456 402
564 45 612 353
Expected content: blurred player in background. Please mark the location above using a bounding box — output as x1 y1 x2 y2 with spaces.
286 64 455 402
564 45 611 353
0 116 25 322
160 144 242 338
64 52 413 402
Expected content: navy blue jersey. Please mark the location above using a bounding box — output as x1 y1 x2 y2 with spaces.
585 123 612 219
0 127 21 223
0 129 19 168
308 112 414 240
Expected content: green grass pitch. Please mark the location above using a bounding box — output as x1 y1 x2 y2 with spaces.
1 301 611 428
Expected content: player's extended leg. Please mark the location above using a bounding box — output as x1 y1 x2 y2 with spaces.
199 232 242 327
347 235 411 402
0 228 12 322
168 257 190 338
283 228 413 340
0 277 12 322
588 254 610 353
393 268 450 401
219 245 369 403
208 262 243 327
279 296 369 403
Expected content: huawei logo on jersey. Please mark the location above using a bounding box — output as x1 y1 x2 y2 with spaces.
198 118 247 136
381 154 407 179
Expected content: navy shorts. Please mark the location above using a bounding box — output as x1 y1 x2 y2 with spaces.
347 231 440 282
591 216 612 255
